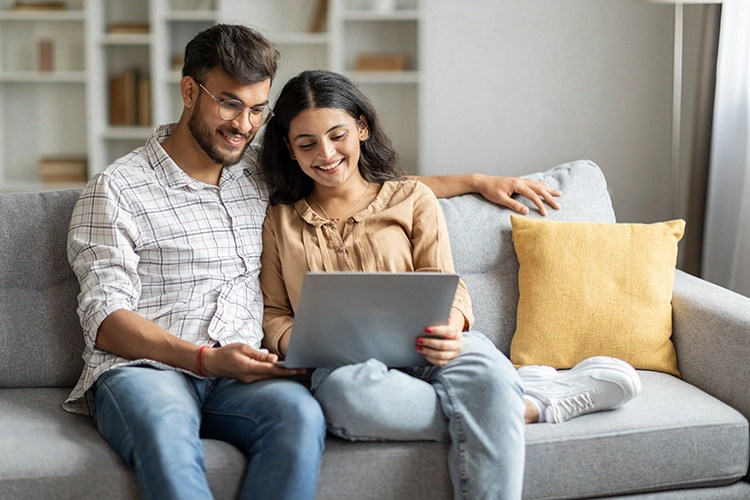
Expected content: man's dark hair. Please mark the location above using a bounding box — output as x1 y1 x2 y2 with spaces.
182 24 280 85
260 70 404 205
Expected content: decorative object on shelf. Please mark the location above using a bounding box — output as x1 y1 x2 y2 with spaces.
38 156 87 183
138 76 151 127
355 53 408 71
38 38 53 72
309 0 328 32
371 0 397 13
107 22 150 34
110 69 151 127
637 0 724 220
171 55 185 71
12 1 66 11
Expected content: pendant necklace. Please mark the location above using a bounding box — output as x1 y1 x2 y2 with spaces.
313 182 370 224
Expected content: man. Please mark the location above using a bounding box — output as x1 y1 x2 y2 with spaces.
64 23 635 500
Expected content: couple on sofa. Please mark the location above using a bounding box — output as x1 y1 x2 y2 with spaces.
64 24 641 500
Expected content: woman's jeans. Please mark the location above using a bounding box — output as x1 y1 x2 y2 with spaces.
312 331 526 500
92 366 326 500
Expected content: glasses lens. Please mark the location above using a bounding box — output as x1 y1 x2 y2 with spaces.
218 100 244 120
253 105 273 127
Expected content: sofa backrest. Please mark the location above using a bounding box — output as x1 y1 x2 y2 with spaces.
0 159 615 388
439 160 616 355
0 188 84 388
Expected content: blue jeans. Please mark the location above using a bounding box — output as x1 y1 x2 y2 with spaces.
92 366 326 500
312 331 526 500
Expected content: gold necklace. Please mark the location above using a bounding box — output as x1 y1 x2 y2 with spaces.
313 182 370 224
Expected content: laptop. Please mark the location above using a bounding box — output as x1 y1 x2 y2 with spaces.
280 272 460 369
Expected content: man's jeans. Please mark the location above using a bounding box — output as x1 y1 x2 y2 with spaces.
93 366 326 500
312 331 526 500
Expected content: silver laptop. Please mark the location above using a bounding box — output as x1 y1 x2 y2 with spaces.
280 272 460 368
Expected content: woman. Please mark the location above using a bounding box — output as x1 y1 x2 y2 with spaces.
259 70 640 500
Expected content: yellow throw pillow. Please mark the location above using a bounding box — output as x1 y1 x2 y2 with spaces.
509 215 685 377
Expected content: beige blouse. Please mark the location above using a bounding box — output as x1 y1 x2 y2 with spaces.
259 179 474 355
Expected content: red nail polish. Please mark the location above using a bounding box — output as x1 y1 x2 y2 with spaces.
425 327 432 334
416 346 423 351
416 338 424 344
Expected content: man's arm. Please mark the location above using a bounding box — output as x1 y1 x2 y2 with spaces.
97 309 304 382
412 173 562 216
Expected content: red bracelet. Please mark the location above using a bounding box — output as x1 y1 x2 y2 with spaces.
197 345 209 377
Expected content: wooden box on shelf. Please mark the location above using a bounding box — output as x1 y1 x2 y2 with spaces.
12 1 66 11
355 53 408 72
38 156 87 183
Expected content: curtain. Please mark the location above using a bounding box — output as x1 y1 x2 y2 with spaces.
684 4 722 276
701 0 750 297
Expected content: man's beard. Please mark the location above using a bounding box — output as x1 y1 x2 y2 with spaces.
188 99 252 168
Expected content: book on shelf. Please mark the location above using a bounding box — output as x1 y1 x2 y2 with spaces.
13 1 66 11
309 0 328 32
107 22 150 34
38 38 54 72
355 53 408 72
110 69 151 127
38 156 87 183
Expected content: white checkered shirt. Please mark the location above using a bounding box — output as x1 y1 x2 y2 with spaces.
64 124 269 415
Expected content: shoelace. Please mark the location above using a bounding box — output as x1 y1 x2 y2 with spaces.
546 392 595 423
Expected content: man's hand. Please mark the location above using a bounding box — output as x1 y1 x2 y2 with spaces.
472 174 562 216
412 173 562 216
202 343 306 383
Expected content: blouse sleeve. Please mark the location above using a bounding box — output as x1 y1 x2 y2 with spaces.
410 182 474 330
259 204 295 356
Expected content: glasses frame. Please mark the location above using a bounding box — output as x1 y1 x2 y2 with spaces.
197 82 274 127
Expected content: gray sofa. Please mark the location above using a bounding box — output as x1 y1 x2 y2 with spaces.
1 159 749 499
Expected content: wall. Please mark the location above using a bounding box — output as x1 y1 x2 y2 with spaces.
420 0 705 225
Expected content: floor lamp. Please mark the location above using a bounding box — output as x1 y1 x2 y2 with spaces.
641 0 723 220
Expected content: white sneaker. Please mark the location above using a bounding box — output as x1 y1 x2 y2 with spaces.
522 356 642 423
517 365 558 382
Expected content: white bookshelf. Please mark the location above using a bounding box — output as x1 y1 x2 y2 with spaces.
0 0 422 191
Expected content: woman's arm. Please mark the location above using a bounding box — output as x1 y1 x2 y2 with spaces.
259 207 296 357
412 173 561 216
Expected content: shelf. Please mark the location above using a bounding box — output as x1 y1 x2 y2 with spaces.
101 33 152 45
342 9 420 21
346 70 421 84
0 181 86 193
164 10 218 22
0 71 87 83
0 10 85 21
103 126 152 141
270 32 330 45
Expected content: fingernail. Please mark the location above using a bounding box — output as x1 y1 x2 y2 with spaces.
416 346 423 351
424 327 432 333
416 338 424 344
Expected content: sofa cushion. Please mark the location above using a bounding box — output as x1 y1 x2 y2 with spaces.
3 373 747 500
509 216 684 377
0 388 245 499
524 370 749 499
0 189 85 388
439 160 616 354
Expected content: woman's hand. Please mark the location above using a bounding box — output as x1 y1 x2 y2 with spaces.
416 323 463 367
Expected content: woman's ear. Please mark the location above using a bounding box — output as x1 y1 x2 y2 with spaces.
284 138 297 161
358 115 369 141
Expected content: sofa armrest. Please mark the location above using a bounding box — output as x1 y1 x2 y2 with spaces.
672 270 750 420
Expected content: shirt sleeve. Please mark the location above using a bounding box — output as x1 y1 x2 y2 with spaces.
259 204 295 356
410 182 474 330
67 173 142 350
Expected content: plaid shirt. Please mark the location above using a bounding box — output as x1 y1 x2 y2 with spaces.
63 124 268 415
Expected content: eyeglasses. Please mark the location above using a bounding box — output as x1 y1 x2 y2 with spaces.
198 83 274 127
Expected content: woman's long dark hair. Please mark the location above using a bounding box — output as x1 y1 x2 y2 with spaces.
260 70 404 205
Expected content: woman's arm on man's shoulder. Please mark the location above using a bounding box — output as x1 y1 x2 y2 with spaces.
412 173 562 216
